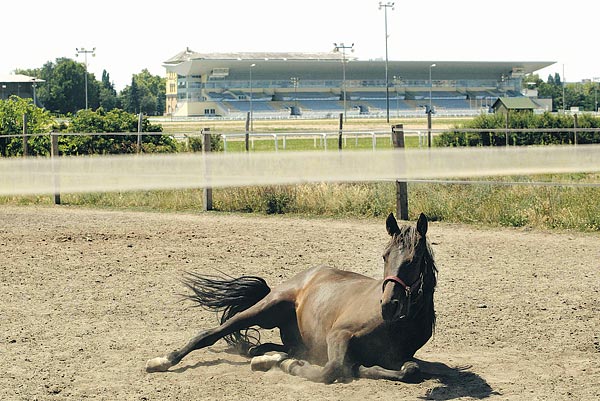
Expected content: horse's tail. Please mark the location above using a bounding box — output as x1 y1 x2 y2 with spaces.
181 272 271 354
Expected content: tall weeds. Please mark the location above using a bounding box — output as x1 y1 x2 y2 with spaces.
2 178 599 231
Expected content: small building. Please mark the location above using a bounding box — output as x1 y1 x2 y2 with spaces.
0 74 44 106
492 97 537 114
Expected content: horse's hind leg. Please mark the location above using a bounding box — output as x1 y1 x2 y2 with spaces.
248 342 290 356
146 294 292 373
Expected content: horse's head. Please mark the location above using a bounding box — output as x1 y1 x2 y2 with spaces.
380 212 432 323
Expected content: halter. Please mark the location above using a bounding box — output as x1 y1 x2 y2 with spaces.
382 272 424 299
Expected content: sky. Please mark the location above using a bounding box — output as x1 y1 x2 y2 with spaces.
3 0 599 91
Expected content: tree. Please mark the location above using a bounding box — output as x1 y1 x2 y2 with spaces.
57 108 176 154
0 97 53 156
99 70 119 111
119 70 166 116
17 58 100 114
128 77 140 114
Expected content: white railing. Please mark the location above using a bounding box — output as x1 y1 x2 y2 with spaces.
219 130 429 152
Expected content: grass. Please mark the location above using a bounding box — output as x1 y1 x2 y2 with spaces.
220 134 422 152
3 175 599 232
156 116 470 136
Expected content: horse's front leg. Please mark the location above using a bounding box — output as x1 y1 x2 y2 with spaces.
357 360 421 382
280 329 354 384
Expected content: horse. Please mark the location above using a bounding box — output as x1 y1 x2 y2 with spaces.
146 212 438 383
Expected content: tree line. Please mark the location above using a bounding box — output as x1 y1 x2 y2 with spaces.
16 58 165 116
0 97 177 157
526 73 599 112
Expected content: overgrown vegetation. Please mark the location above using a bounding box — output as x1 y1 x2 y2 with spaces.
3 175 599 231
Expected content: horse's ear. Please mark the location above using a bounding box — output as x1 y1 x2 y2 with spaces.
417 213 428 237
386 213 401 237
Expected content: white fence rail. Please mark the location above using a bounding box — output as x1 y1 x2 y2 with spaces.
219 130 429 152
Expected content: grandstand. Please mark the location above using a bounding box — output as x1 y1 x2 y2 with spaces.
163 48 554 118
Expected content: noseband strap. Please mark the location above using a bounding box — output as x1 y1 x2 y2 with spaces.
382 273 423 296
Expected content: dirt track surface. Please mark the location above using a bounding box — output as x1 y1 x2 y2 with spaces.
1 206 599 400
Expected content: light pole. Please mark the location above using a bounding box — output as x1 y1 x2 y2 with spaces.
249 63 256 131
379 2 394 123
593 77 600 113
75 47 96 110
562 64 566 113
1 84 5 100
333 42 354 122
428 63 436 148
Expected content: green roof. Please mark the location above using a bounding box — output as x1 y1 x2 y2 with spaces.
493 97 537 110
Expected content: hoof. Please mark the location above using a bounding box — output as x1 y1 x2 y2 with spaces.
401 360 422 383
279 358 303 374
250 352 287 372
146 356 172 373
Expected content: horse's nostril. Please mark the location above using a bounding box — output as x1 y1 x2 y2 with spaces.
381 299 401 321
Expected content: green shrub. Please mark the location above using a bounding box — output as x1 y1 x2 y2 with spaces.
436 112 600 147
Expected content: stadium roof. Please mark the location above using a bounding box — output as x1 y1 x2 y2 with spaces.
0 74 44 83
164 49 554 82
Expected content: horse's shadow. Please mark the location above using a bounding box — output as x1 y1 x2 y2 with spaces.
415 359 498 400
167 351 496 399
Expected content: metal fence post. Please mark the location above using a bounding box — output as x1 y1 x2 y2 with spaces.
202 128 213 211
392 124 408 220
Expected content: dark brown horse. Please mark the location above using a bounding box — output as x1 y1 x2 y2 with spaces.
146 213 438 383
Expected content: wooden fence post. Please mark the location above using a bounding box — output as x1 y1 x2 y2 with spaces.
50 133 61 205
22 113 29 157
574 113 578 145
202 128 213 211
137 112 143 153
338 112 343 150
427 110 432 148
392 124 408 221
245 112 250 152
505 111 510 146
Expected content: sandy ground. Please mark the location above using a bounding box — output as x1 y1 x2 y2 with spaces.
1 206 599 400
